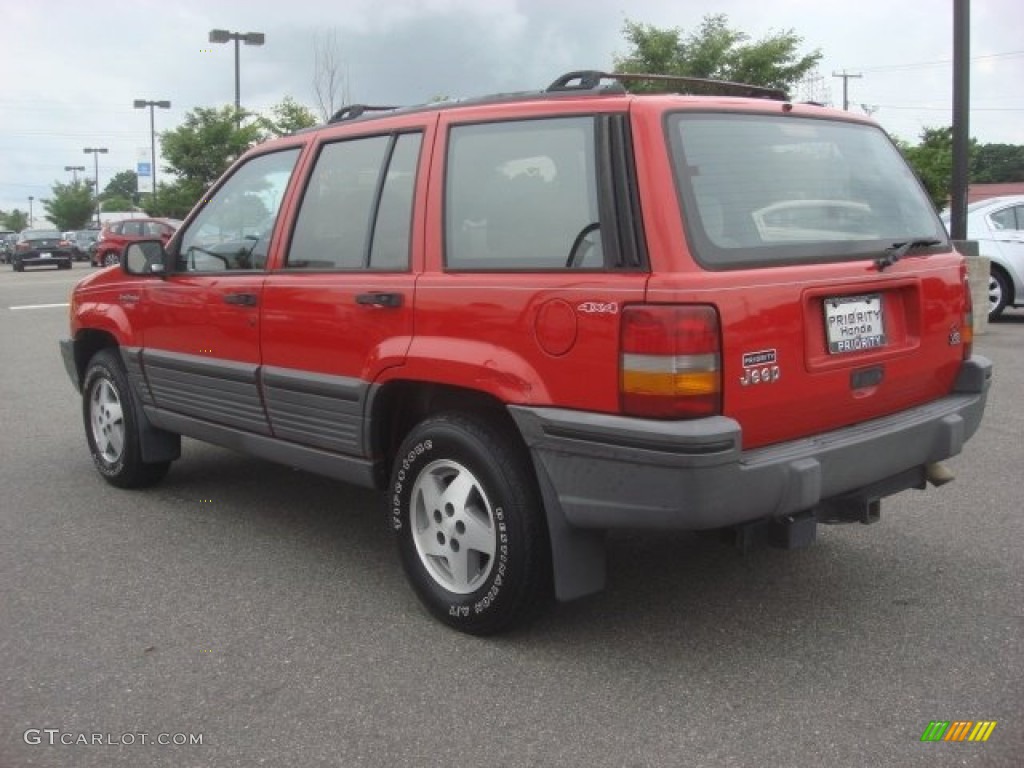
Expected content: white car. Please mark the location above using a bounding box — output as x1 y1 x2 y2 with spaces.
944 195 1024 319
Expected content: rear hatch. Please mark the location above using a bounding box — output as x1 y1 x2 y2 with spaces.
655 109 969 450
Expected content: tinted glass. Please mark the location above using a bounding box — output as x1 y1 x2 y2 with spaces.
287 136 390 269
178 148 300 272
369 133 421 270
445 117 601 270
989 205 1022 231
668 114 946 268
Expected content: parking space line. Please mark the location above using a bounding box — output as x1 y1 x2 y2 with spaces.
8 303 71 310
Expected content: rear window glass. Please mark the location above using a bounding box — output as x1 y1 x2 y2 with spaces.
445 116 602 270
668 114 946 268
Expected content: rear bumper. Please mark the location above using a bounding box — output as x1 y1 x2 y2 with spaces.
19 251 72 267
510 356 992 531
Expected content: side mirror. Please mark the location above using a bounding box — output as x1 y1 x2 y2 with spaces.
123 240 167 276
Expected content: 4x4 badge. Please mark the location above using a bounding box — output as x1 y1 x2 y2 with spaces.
576 301 618 314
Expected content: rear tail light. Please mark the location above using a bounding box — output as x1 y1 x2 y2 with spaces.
620 304 721 418
961 264 974 359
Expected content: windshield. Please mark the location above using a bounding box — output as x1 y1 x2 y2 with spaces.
23 230 61 239
667 113 946 268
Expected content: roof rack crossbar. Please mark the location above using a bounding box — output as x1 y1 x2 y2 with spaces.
546 70 788 101
328 104 401 124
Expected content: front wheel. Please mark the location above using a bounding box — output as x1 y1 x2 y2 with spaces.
102 250 119 267
389 413 551 635
82 349 170 488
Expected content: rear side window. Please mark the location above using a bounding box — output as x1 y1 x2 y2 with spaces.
445 117 602 270
287 132 422 270
668 114 946 268
989 205 1023 231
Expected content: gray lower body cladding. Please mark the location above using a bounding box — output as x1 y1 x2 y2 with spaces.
510 356 992 532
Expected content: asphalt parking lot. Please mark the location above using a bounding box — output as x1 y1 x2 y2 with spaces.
1 263 1021 768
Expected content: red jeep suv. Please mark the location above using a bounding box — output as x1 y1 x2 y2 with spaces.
60 71 991 634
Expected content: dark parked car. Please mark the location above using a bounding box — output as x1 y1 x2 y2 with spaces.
11 229 73 271
62 230 99 262
0 231 17 264
92 218 181 267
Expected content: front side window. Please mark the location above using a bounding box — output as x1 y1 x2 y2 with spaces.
286 132 422 270
668 114 947 268
445 117 602 270
177 148 300 272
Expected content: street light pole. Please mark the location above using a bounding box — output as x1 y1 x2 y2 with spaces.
28 196 34 227
208 29 265 127
83 147 109 228
64 165 85 183
133 99 171 207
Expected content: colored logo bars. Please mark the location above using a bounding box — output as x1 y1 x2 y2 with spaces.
920 720 997 742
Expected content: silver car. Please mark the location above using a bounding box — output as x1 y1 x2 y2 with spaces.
945 195 1024 319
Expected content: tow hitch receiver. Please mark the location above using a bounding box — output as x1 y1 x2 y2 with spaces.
814 496 881 525
734 510 818 553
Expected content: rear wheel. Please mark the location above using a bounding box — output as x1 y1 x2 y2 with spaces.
82 349 170 488
989 268 1010 319
389 413 551 635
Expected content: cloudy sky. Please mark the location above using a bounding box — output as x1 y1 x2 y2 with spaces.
2 0 1022 217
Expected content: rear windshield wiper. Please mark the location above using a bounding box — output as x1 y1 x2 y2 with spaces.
875 239 942 271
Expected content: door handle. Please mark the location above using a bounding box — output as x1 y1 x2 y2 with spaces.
355 292 403 308
224 292 258 307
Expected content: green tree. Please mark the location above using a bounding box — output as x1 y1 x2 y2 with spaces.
259 96 318 138
101 195 137 212
971 143 1024 183
898 127 982 212
102 170 140 202
146 179 206 220
1 209 30 231
152 99 315 219
160 105 263 192
42 180 95 230
614 14 822 93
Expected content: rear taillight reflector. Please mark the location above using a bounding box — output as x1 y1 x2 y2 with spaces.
620 305 721 418
962 270 974 359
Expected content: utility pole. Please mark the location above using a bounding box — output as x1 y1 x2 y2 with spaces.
950 0 970 241
832 70 863 111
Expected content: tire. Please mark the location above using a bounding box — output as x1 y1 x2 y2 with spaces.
989 268 1010 320
82 349 171 488
389 413 551 635
13 260 23 272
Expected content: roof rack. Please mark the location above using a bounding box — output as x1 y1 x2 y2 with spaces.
546 70 788 101
328 104 400 124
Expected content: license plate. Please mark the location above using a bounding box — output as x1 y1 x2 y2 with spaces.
824 294 886 354
40 252 51 258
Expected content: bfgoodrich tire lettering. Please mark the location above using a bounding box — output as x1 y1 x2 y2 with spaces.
82 349 170 488
390 413 551 635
